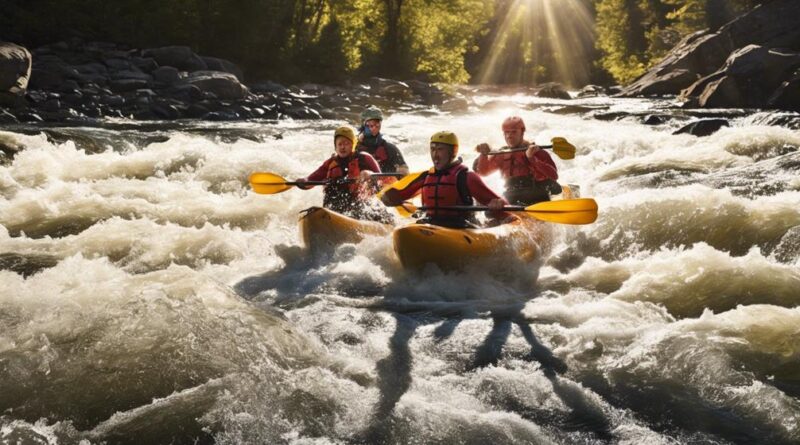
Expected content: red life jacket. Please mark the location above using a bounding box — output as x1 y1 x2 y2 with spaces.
357 137 389 165
420 162 473 219
494 149 533 178
325 153 369 193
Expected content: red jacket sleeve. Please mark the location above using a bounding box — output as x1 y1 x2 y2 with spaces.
306 158 332 182
474 154 500 175
528 150 558 181
466 172 512 219
380 174 425 206
360 153 382 173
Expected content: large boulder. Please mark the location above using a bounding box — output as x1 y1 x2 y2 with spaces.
619 0 800 101
680 45 800 108
141 46 207 72
201 56 243 81
182 71 248 100
768 69 800 111
0 42 32 107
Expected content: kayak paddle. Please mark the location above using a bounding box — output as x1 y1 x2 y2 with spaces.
486 137 576 160
249 172 406 195
401 198 598 225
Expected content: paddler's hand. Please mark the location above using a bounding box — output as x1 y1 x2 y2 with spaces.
488 198 505 211
359 170 373 182
526 143 541 159
475 143 491 155
397 165 410 175
294 178 309 189
381 188 402 206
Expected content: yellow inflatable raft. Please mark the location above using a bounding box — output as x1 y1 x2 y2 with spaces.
299 207 392 253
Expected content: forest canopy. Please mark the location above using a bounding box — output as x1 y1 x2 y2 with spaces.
0 0 763 86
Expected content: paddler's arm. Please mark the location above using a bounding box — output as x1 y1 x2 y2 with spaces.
380 177 423 206
526 144 558 181
473 143 499 175
466 172 515 221
296 159 331 189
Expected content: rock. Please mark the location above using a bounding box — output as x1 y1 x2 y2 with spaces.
150 101 183 119
163 83 203 102
405 79 446 105
104 58 133 71
131 57 159 73
440 97 470 112
576 84 608 97
768 69 800 111
620 0 800 104
110 78 149 93
680 45 800 108
641 114 673 125
536 82 571 99
201 56 243 80
110 69 152 82
673 118 730 136
142 46 207 71
182 71 248 100
248 81 288 95
0 42 32 107
152 66 180 84
0 108 18 124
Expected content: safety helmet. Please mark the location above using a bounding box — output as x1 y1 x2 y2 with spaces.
501 116 526 132
430 131 459 157
334 126 356 146
360 107 383 123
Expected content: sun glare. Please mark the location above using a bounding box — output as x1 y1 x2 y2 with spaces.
477 0 595 87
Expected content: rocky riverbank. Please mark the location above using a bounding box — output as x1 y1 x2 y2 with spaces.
0 38 463 124
619 0 800 111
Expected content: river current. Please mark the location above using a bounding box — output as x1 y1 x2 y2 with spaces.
1 92 799 444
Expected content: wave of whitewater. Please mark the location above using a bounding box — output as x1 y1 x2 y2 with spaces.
1 96 799 444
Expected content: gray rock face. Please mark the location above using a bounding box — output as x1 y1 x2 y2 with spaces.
619 0 800 110
0 42 32 106
681 45 800 108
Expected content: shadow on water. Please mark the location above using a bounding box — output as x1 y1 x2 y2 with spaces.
233 244 385 306
360 313 417 443
469 302 614 442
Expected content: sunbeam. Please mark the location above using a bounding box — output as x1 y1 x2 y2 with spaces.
477 0 596 87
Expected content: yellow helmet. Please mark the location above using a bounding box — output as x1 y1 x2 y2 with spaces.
334 126 356 146
430 131 459 156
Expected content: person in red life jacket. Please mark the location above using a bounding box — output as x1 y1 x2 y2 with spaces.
473 115 562 205
295 126 392 222
356 107 409 175
380 131 515 229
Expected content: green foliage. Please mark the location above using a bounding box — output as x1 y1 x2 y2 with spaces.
595 0 763 85
0 0 763 86
595 0 648 84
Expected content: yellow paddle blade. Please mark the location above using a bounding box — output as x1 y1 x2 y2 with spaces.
376 170 426 199
550 137 576 160
395 201 417 217
249 172 293 194
524 198 598 224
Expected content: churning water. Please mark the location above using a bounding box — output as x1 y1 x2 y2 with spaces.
1 93 799 444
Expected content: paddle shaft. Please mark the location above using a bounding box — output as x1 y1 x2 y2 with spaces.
487 144 553 155
415 205 527 212
261 172 403 187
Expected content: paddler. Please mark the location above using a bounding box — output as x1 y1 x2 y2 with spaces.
380 131 515 228
473 115 561 205
295 126 392 222
356 106 409 175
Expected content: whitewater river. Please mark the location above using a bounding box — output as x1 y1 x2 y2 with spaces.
1 93 800 445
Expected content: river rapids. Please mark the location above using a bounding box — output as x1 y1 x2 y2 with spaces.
1 93 800 445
